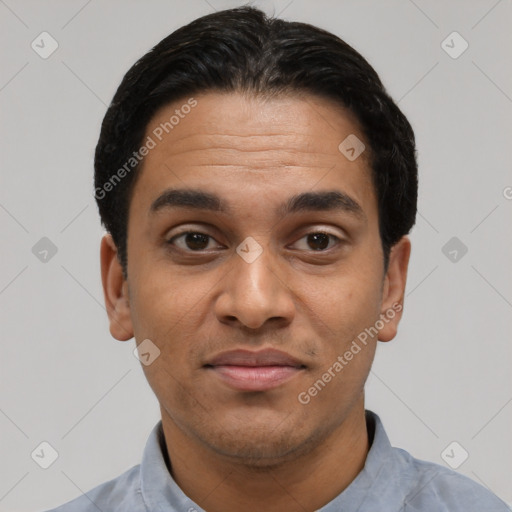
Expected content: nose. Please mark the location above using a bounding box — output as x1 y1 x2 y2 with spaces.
214 242 296 330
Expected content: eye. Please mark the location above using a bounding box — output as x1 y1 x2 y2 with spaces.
291 231 341 251
167 231 221 251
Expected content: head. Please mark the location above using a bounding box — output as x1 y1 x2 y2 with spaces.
98 7 417 466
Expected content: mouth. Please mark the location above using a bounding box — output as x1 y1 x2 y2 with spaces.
204 349 307 392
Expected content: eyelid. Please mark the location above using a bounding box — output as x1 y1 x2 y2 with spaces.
165 225 347 252
288 230 343 251
167 230 223 249
165 223 220 241
290 224 347 242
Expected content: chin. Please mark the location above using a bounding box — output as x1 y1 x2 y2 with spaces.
211 433 305 468
201 416 328 469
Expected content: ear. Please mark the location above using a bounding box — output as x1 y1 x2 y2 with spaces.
378 236 411 342
100 234 134 341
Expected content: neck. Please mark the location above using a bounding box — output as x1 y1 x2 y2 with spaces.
160 400 370 512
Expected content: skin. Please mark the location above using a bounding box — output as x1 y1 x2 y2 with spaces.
100 91 411 512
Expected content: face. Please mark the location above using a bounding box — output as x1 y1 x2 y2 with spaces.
101 91 410 466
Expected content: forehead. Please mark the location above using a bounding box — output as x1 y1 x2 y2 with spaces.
130 91 376 220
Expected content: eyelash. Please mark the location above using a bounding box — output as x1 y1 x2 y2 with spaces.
166 230 343 253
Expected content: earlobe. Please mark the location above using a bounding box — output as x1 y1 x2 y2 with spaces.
100 234 134 341
378 236 411 342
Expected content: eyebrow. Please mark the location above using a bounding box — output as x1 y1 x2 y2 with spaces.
150 188 366 221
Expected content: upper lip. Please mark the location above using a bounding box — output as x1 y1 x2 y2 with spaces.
205 349 305 368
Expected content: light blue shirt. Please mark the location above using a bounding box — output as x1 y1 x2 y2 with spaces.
44 410 509 511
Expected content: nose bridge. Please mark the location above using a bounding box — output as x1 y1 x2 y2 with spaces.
237 243 279 300
216 239 295 329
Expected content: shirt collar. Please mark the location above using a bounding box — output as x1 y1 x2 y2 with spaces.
140 420 204 512
140 410 399 511
317 410 405 511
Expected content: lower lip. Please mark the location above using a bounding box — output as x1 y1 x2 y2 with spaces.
207 365 303 391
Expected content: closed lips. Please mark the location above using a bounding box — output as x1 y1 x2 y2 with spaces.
204 349 306 368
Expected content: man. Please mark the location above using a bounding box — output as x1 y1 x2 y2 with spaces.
46 6 509 512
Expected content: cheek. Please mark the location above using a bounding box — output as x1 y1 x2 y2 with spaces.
129 260 205 335
128 269 219 381
304 264 383 339
130 277 207 402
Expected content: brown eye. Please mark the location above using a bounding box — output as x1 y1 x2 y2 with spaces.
183 233 210 250
291 231 341 252
168 231 217 251
307 233 331 251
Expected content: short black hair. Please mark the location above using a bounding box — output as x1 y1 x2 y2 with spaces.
94 6 418 278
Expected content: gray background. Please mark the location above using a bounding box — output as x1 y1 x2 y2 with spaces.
1 0 511 510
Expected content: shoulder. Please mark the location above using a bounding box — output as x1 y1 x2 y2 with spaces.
393 447 510 512
42 464 143 512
